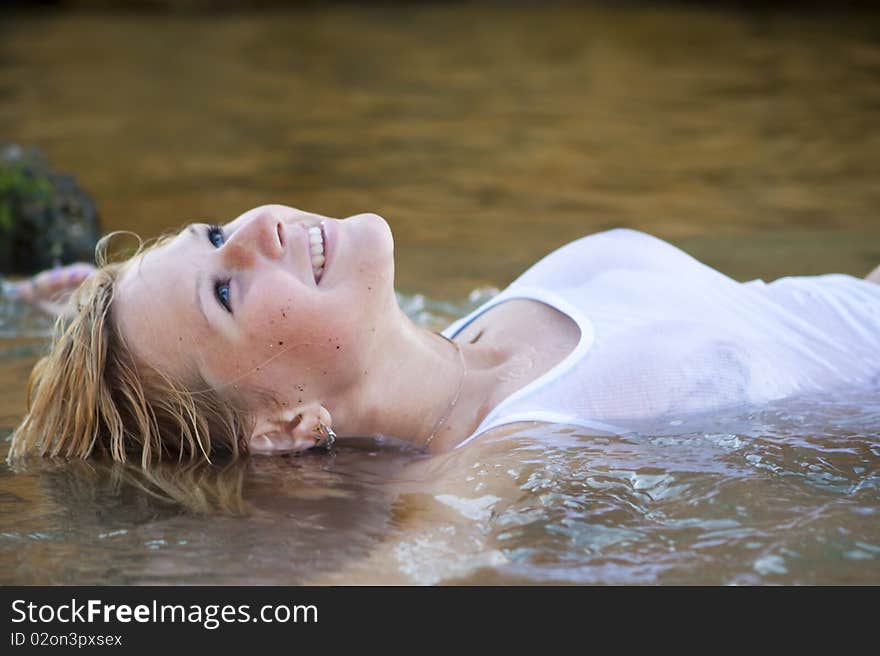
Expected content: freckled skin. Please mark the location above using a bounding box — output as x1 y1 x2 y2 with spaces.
115 204 396 428
113 203 521 455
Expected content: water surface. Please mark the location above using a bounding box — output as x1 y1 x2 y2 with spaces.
1 4 879 584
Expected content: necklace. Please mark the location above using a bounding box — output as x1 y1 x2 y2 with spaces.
424 335 467 449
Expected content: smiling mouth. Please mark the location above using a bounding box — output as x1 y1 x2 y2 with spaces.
307 225 325 283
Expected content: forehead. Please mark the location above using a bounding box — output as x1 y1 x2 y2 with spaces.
114 229 206 381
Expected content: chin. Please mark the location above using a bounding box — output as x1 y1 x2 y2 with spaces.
347 211 395 272
341 213 396 317
352 211 393 244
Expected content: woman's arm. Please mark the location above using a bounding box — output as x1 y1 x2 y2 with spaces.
2 262 95 314
865 264 880 285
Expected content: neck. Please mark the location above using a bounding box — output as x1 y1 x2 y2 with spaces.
330 305 511 451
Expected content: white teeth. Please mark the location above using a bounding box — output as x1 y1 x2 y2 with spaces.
308 227 323 251
307 226 325 282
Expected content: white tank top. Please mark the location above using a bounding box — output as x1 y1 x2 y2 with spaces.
442 229 880 448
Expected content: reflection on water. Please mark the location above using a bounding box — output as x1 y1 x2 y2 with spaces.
476 393 880 585
3 4 879 296
0 438 413 585
2 389 877 585
1 3 879 583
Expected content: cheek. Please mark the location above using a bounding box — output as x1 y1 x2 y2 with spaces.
244 319 366 399
244 280 367 373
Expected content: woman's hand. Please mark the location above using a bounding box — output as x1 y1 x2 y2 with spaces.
4 262 95 313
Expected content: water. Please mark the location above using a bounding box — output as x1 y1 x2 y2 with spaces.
1 3 879 584
2 391 878 585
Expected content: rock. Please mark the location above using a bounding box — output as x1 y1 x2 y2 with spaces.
0 142 101 275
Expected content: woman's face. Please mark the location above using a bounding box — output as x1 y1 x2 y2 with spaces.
114 204 396 413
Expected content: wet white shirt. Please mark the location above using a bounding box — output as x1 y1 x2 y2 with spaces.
442 229 880 448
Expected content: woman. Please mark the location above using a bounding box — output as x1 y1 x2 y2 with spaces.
9 204 880 466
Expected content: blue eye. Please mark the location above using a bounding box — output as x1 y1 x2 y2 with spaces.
207 224 225 248
215 280 232 313
206 224 231 312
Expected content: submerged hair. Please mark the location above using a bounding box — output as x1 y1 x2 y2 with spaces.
9 231 254 468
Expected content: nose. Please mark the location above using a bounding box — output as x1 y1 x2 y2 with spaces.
220 210 284 269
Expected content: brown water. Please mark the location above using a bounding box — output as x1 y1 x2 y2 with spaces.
1 4 879 584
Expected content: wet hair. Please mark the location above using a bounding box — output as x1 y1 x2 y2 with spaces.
8 232 255 468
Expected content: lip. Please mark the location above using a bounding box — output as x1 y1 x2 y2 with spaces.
319 219 335 283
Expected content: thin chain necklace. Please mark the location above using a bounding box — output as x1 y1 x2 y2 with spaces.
424 335 467 449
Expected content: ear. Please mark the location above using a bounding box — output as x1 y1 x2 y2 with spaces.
248 403 333 455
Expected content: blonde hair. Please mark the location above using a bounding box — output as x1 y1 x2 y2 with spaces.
7 455 254 517
8 232 255 468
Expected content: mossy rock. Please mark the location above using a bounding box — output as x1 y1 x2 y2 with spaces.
0 143 101 275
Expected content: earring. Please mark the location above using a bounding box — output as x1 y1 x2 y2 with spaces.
312 423 336 451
